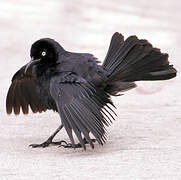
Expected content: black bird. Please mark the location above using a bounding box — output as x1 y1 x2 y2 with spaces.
6 32 177 150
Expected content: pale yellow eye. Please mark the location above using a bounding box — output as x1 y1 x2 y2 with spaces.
41 51 46 56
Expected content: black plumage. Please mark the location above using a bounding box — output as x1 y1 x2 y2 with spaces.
6 32 177 150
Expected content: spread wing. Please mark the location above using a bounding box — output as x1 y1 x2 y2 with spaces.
50 73 116 149
6 65 47 115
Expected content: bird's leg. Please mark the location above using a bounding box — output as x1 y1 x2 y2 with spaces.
29 124 65 148
59 138 97 149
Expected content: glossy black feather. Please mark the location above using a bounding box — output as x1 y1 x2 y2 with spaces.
103 32 177 82
6 66 49 115
50 74 115 148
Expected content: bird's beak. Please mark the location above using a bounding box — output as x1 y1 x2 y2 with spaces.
24 58 41 74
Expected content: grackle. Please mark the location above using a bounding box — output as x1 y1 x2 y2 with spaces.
6 32 177 150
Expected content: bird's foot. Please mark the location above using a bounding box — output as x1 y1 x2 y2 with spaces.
59 141 82 149
29 140 67 148
59 138 97 149
29 124 64 148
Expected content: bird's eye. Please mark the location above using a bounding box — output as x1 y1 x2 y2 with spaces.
41 51 46 56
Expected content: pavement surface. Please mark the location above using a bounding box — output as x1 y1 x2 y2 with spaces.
0 0 181 179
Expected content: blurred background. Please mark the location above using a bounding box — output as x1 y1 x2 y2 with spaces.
1 0 180 105
0 1 181 180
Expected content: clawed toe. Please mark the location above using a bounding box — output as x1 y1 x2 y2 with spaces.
29 140 68 148
29 138 97 149
59 141 82 149
59 138 97 149
29 142 50 148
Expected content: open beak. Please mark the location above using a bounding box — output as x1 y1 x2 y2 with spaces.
24 58 41 74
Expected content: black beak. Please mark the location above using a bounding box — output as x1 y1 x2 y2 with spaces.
24 58 41 74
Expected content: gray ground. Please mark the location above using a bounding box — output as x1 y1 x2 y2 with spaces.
0 0 181 179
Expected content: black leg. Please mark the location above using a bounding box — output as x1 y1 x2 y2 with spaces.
29 124 64 148
59 138 97 149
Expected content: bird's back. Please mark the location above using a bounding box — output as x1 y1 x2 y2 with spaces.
55 52 107 86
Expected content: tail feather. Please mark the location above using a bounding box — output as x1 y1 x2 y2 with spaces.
104 35 139 72
103 32 177 83
104 81 137 96
103 33 124 68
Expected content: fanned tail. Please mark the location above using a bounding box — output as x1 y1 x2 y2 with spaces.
103 32 177 83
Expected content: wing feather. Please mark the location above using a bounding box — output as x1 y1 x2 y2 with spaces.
19 82 29 114
13 82 21 115
60 108 76 147
68 105 94 148
50 74 116 148
6 66 48 115
6 82 16 114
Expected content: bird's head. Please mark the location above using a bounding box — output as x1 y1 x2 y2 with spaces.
24 38 65 74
